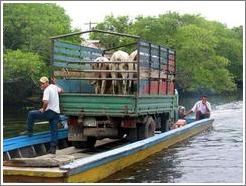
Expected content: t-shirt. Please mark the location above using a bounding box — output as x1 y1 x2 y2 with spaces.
191 100 212 114
43 84 62 114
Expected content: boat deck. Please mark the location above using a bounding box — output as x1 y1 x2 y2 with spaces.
4 137 127 166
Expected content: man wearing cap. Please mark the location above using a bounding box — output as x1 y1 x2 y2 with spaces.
20 76 63 154
184 95 212 120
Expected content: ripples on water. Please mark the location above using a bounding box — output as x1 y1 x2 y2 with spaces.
101 101 244 183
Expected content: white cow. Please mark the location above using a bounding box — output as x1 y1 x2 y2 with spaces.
110 50 130 95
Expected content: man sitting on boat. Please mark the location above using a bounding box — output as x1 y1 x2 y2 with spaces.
20 76 63 154
172 106 187 129
184 95 212 120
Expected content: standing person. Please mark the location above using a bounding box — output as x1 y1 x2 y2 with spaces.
20 76 63 154
184 95 212 120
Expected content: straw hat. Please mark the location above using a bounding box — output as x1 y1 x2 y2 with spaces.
39 76 49 83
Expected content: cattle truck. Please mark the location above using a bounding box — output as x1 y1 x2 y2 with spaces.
50 29 179 148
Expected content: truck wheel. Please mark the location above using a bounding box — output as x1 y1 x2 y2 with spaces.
138 116 156 140
127 128 138 142
86 137 97 148
72 137 97 149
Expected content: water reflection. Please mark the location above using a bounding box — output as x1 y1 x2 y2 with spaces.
100 147 183 183
100 130 213 183
3 105 49 138
102 100 243 183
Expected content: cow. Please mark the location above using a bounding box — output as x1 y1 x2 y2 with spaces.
91 56 110 94
109 50 130 95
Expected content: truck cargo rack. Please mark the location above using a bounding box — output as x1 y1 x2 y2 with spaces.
50 29 176 96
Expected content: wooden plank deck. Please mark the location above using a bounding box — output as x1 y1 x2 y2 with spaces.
3 138 122 168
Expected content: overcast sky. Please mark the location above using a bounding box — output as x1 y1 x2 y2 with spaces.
56 1 245 31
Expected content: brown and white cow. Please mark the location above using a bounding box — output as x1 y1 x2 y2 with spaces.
92 56 110 94
109 50 130 95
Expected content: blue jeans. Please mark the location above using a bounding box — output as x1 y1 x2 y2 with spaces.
26 109 59 147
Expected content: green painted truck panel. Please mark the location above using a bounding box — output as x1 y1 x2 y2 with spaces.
60 93 178 117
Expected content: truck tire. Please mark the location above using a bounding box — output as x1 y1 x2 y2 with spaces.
72 137 97 149
86 136 97 148
127 128 138 142
138 116 156 140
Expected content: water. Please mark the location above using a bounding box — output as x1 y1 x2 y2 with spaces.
100 99 244 183
2 93 244 183
3 104 50 138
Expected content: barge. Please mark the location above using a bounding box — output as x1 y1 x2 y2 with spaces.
3 118 214 183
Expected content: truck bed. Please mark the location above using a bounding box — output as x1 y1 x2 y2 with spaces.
60 93 178 117
52 30 178 118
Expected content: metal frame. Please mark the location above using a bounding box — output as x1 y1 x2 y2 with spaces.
166 48 169 95
50 29 140 40
158 45 161 94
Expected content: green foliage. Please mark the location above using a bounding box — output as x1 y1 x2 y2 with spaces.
3 49 47 103
90 15 136 52
3 3 74 104
131 12 182 47
90 13 242 93
174 23 237 93
214 25 243 83
3 3 72 61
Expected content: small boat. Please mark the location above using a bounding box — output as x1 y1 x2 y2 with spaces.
3 117 214 183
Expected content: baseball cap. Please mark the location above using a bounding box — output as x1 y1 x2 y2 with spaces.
39 76 49 83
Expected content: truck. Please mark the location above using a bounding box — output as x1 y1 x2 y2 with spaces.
50 29 179 148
